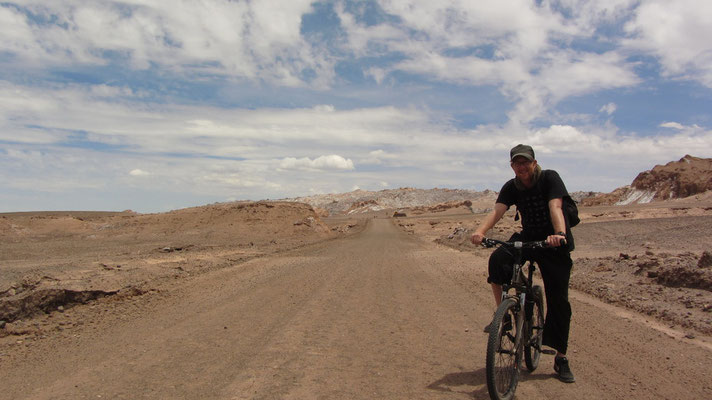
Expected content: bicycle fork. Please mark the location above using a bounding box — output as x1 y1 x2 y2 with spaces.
513 292 526 352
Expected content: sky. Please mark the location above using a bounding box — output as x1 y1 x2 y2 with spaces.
1 0 712 213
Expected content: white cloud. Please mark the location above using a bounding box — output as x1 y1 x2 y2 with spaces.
660 122 684 130
129 169 150 176
539 52 639 101
200 172 281 190
374 1 562 53
279 155 355 171
1 0 327 86
0 82 436 165
2 79 711 205
334 1 640 124
0 6 38 57
504 51 638 124
524 123 712 164
624 0 712 87
600 102 617 115
547 0 639 32
361 149 400 165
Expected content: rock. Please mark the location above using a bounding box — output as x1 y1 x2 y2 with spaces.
594 264 612 272
635 259 660 275
698 251 712 268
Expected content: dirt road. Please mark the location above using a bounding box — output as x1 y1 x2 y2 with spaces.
1 218 711 399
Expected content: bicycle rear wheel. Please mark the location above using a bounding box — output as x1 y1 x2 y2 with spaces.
485 298 520 400
524 285 545 372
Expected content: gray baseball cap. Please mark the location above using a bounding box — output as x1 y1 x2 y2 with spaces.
510 144 535 161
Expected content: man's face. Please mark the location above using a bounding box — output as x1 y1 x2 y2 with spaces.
510 156 537 181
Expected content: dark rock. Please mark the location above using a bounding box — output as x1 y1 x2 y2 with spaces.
698 251 712 268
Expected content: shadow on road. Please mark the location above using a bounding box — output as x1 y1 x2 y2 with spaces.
427 368 489 399
427 367 558 399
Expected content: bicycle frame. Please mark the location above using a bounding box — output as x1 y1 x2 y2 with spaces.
499 242 538 353
483 238 547 352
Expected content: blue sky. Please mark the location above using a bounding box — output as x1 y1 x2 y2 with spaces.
1 0 712 212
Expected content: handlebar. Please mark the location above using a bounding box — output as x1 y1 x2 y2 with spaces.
481 237 565 249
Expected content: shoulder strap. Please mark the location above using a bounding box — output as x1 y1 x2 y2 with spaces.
538 169 551 197
543 169 576 250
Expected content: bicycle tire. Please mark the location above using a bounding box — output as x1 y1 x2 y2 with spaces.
485 298 520 400
524 285 545 372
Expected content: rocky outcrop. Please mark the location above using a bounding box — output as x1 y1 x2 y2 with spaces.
409 200 473 215
582 155 712 206
346 199 382 214
630 155 712 201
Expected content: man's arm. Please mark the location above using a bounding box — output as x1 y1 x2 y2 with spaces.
471 203 508 244
547 198 567 247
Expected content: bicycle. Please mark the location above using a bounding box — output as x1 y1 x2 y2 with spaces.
481 237 554 400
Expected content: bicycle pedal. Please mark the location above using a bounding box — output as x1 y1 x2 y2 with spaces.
541 349 556 355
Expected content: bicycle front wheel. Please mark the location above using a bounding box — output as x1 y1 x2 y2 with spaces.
524 285 545 372
485 298 520 400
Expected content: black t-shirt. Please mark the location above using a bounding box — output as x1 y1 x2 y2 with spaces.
496 169 569 240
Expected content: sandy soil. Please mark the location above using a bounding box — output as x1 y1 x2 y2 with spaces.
1 200 712 399
0 202 362 324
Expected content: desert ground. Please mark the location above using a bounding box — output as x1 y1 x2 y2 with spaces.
1 197 712 399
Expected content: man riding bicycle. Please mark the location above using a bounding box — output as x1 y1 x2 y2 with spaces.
471 144 576 383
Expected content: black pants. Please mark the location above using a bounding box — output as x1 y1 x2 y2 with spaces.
487 234 573 355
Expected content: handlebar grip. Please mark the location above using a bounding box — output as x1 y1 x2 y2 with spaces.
481 238 496 248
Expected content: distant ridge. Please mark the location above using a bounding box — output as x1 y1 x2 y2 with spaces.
284 188 496 215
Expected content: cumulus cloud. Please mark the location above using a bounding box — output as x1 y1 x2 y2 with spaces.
279 155 355 171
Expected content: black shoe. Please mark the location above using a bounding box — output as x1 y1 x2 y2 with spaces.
483 314 512 333
554 356 575 383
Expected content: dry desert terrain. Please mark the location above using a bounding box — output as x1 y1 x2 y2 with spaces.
1 197 712 399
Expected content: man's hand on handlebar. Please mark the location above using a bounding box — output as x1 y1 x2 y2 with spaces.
546 234 567 248
471 232 485 245
475 234 566 248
